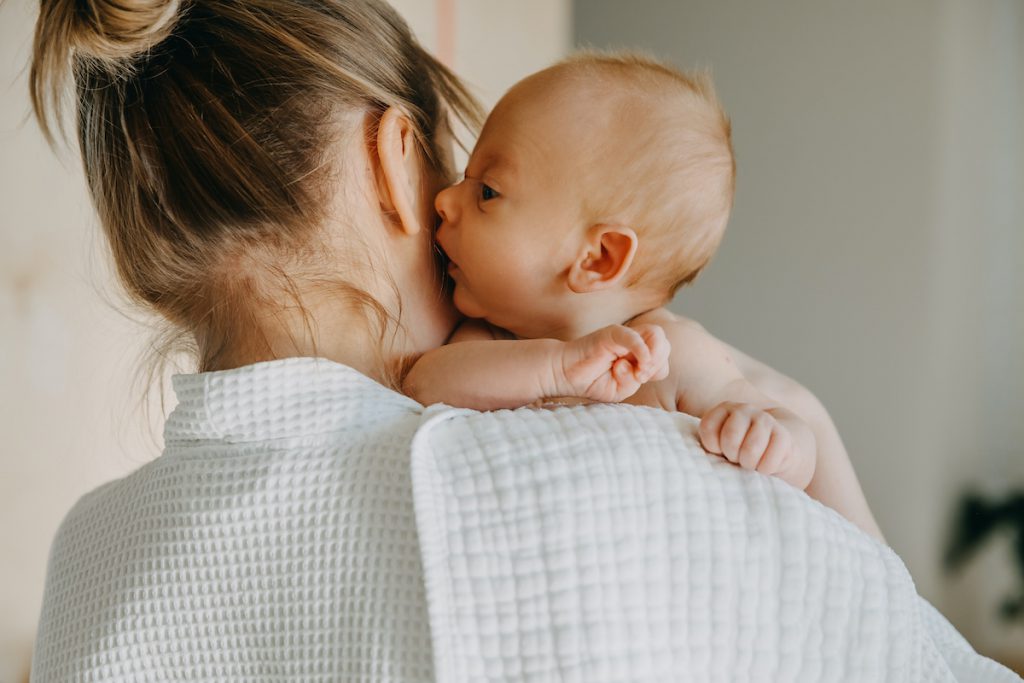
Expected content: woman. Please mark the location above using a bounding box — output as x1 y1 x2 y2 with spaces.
31 1 480 679
27 0 901 681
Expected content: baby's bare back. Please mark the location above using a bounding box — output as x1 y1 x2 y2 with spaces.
625 307 884 540
624 307 814 417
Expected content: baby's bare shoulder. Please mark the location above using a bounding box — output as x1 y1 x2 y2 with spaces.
629 308 716 350
628 308 737 403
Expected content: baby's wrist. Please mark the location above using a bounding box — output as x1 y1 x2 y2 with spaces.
769 408 817 488
548 340 574 398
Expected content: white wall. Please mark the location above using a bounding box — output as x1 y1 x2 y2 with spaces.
0 2 569 680
576 0 1024 665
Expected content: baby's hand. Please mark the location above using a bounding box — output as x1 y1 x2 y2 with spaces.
698 402 815 488
557 324 670 403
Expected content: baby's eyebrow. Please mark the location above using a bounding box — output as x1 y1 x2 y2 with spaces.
474 150 516 179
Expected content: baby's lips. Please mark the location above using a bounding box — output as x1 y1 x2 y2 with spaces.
434 234 456 264
432 241 455 270
442 249 460 271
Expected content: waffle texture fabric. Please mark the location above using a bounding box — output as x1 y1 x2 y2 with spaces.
31 358 1018 682
32 358 435 682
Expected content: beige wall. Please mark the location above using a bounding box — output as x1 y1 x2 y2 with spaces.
0 2 569 680
2 3 146 680
576 0 1024 666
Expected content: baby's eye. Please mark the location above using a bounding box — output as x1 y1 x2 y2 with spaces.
480 183 499 201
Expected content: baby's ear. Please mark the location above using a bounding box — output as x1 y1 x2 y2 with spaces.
567 225 638 293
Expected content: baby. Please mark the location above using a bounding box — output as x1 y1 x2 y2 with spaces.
405 52 879 537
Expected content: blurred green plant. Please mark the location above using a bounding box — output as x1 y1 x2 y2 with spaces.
945 490 1024 621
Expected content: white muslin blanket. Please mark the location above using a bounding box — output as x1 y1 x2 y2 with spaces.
411 403 1020 683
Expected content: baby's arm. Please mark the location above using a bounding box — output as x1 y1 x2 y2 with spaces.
719 342 886 541
657 317 817 490
403 319 670 410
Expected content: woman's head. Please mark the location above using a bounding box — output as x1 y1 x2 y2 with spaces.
31 0 481 383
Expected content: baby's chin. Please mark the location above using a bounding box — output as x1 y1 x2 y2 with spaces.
451 287 504 329
451 285 482 319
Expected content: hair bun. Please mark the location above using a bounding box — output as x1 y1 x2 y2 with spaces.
71 0 182 63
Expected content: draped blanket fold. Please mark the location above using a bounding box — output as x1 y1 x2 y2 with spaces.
410 404 1020 683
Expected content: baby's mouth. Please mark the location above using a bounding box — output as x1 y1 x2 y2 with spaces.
435 240 457 270
434 241 459 282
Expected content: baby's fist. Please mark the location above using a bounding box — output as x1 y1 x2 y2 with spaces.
699 402 795 477
559 323 670 403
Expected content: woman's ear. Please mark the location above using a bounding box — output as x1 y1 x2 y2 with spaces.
374 106 423 236
567 225 639 293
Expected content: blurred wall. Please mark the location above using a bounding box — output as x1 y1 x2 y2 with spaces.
0 1 569 680
576 0 1023 664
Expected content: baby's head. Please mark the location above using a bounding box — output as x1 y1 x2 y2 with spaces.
435 52 734 339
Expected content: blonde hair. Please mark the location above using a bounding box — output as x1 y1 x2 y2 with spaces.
557 51 735 298
31 0 482 384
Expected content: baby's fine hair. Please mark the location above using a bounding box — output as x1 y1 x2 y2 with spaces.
556 51 735 298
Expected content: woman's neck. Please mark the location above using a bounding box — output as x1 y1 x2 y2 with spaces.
201 283 398 384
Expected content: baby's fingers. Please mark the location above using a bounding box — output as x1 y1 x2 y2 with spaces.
699 402 732 455
612 358 640 398
607 325 651 375
756 427 793 476
718 408 753 463
738 412 773 470
634 324 671 381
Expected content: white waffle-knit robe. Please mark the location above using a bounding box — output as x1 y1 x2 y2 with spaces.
33 358 436 682
31 357 1019 682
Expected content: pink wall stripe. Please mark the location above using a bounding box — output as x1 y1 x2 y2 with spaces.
436 0 456 67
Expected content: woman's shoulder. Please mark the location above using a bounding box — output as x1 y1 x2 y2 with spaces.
420 400 700 455
51 463 155 539
35 427 432 681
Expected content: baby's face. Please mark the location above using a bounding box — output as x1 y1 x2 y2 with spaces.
435 80 597 336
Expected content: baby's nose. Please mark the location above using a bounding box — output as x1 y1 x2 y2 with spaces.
434 183 458 224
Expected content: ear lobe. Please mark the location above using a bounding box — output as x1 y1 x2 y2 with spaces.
374 106 423 236
567 226 639 293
